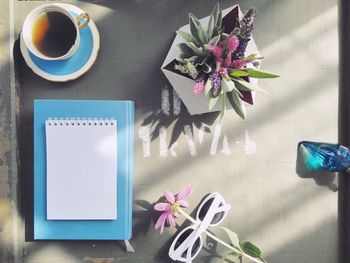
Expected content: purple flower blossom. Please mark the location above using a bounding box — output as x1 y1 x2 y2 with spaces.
235 37 251 57
211 71 222 97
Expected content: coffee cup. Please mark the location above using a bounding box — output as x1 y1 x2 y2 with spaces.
22 4 90 60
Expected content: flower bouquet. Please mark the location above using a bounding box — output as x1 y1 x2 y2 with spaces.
161 4 278 118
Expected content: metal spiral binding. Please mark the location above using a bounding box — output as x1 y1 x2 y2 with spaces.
46 118 115 126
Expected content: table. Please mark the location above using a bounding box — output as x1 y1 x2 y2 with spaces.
0 0 339 262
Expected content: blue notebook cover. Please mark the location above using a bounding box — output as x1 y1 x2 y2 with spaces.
34 99 134 240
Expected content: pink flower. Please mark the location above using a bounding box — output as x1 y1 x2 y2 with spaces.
230 59 247 69
210 45 223 60
219 67 228 78
225 35 239 53
224 56 232 67
154 186 193 234
192 80 205 95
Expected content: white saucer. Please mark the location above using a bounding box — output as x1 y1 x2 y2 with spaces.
20 3 100 82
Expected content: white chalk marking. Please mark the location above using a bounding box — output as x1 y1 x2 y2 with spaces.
198 124 205 145
161 86 170 116
138 126 151 157
184 125 197 156
210 124 222 156
221 135 232 155
244 130 256 155
170 142 178 157
173 89 181 116
159 126 168 157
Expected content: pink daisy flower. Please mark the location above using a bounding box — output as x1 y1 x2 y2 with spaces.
154 186 193 234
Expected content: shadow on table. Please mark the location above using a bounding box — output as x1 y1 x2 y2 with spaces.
13 37 35 241
142 99 219 147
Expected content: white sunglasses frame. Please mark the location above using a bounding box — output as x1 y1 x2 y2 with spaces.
168 192 231 262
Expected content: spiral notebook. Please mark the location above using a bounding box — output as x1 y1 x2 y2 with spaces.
46 118 117 220
34 99 134 240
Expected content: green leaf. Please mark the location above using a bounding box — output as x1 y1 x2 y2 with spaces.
224 252 241 261
202 63 212 73
240 241 262 259
245 53 258 61
204 78 212 96
221 227 242 250
176 30 197 44
209 94 219 110
185 56 199 62
208 35 220 45
221 78 235 92
187 42 204 56
243 68 279 78
207 3 220 38
175 57 186 63
234 79 267 94
176 54 198 63
222 33 229 38
176 43 193 55
198 57 208 66
185 61 198 79
196 20 208 44
189 13 202 44
178 53 191 60
216 10 222 28
229 69 250 77
177 42 203 56
227 90 246 119
222 78 243 96
189 13 208 44
229 252 241 257
207 15 215 39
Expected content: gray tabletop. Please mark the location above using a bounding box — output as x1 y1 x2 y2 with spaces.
0 0 338 262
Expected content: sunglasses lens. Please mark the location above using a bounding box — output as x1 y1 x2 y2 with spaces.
211 210 225 224
198 198 225 224
174 228 202 259
175 228 192 250
191 236 201 256
198 198 213 220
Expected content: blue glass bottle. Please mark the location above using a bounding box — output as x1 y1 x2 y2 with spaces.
298 141 350 172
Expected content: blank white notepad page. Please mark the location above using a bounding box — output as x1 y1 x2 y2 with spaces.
45 119 117 220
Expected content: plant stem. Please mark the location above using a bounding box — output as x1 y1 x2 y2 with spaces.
177 208 264 263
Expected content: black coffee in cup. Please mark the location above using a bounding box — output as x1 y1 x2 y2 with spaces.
32 11 77 58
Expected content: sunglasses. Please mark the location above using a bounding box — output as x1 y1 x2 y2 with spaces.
169 192 231 262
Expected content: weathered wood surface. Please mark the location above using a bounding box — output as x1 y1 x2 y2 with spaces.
0 0 339 262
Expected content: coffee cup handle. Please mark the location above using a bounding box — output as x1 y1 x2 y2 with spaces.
76 13 90 30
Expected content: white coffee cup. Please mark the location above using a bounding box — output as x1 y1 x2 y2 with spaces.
22 4 90 60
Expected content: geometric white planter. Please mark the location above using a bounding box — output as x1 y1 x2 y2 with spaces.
161 5 260 115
